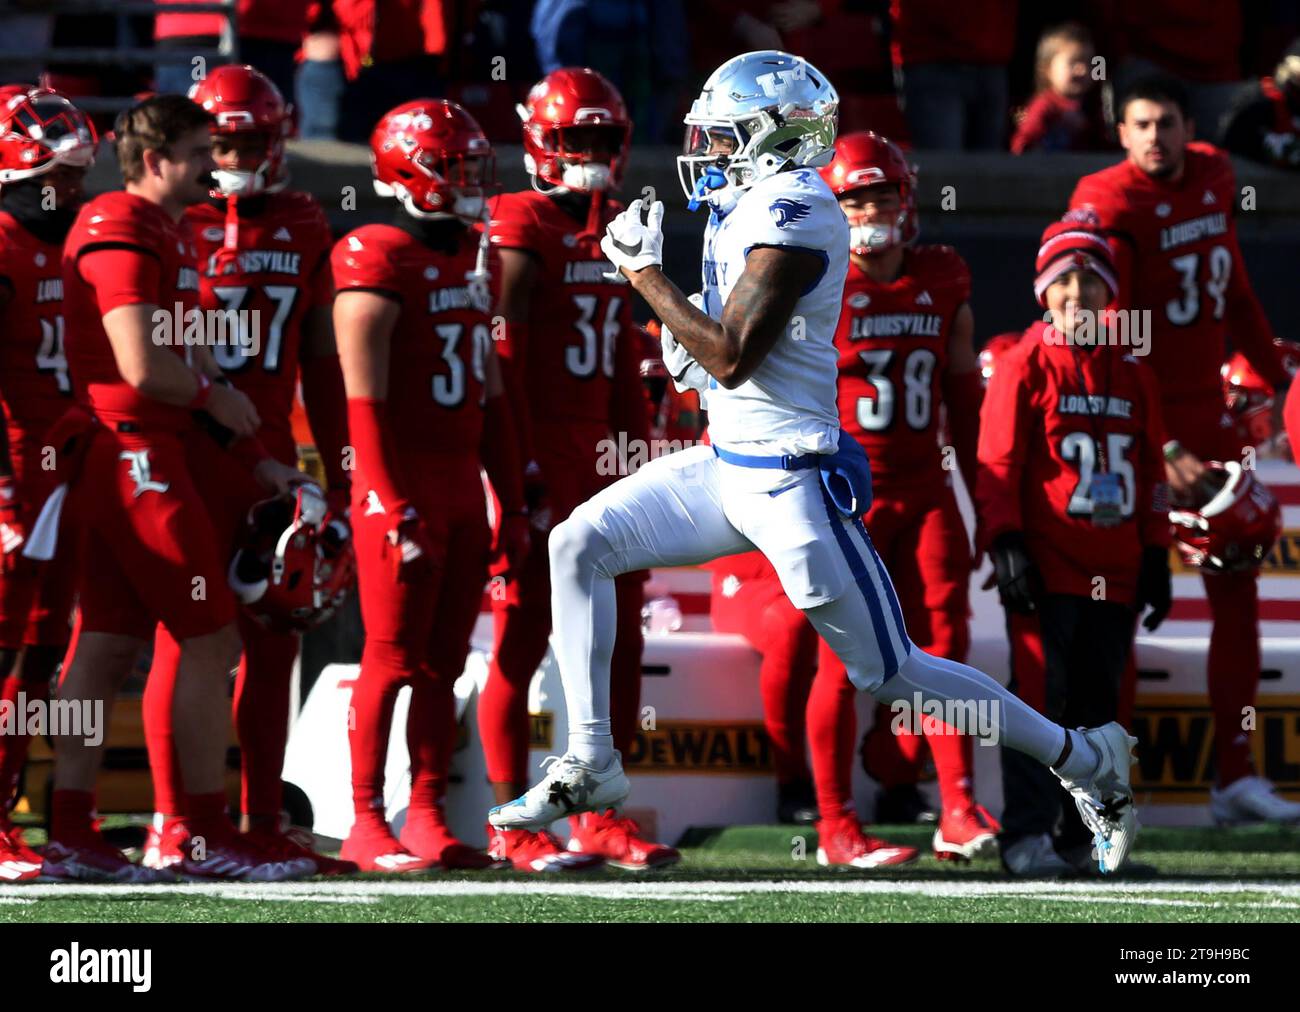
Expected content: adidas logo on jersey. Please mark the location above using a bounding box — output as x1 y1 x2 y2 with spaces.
915 290 933 305
1202 190 1216 205
274 226 293 241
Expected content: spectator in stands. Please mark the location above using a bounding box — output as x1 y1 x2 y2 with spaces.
1105 1 1246 141
331 0 454 143
1220 39 1300 170
1011 23 1109 154
296 3 344 139
889 0 1017 150
154 0 310 100
531 0 688 144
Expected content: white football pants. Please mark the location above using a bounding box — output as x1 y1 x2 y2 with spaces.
549 444 1074 770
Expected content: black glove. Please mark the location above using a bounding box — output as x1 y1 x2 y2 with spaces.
1136 544 1172 631
990 531 1043 615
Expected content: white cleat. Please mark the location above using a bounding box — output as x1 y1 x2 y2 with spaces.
487 751 630 831
1211 776 1300 826
1052 722 1139 875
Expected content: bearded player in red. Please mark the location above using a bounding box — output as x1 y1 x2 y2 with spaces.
809 132 998 865
333 99 529 872
0 87 94 882
1071 76 1300 824
139 65 356 874
480 68 676 872
47 94 306 881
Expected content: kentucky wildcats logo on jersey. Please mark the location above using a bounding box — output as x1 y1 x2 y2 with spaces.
769 198 811 229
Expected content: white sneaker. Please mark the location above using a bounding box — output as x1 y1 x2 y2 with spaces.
487 751 630 831
1052 722 1139 875
1211 776 1300 825
1002 833 1074 877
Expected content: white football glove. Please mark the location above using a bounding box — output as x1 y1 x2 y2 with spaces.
601 198 664 278
661 293 712 393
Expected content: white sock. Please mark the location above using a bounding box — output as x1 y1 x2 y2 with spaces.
549 516 619 753
875 648 1076 768
569 733 615 768
1054 729 1101 781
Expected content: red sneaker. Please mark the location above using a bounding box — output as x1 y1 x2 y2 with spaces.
933 804 1000 862
485 825 603 872
567 810 680 871
400 810 504 870
142 816 188 871
0 822 41 882
340 829 437 873
43 833 173 883
244 826 359 877
815 813 919 869
176 820 316 882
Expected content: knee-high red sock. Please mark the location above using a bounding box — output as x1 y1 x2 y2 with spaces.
807 640 858 820
407 673 455 814
755 597 817 784
50 788 95 840
349 639 410 834
924 724 974 816
232 619 299 821
142 626 186 818
609 576 645 758
1204 570 1261 787
479 601 551 788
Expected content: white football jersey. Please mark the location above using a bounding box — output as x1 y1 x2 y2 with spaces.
698 166 848 456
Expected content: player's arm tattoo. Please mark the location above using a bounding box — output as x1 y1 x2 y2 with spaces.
627 245 822 389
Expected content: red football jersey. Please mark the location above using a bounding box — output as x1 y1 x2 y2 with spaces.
62 191 201 430
834 245 971 486
186 192 333 461
976 321 1170 603
0 210 72 469
486 190 639 427
1069 144 1285 426
331 223 491 456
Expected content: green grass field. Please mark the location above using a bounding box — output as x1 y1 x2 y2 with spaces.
5 821 1300 923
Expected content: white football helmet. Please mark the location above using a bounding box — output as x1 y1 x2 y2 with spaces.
677 50 839 212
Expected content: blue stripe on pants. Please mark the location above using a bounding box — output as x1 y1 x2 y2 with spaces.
852 516 912 665
820 488 900 679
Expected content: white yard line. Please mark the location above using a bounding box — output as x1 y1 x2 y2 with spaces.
3 878 1299 908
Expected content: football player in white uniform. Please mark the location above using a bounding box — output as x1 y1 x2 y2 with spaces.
488 51 1139 873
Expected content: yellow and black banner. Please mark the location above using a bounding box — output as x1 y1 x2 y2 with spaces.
625 721 774 774
1131 694 1300 802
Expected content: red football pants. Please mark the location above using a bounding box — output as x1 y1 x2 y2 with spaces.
349 453 489 827
142 438 301 819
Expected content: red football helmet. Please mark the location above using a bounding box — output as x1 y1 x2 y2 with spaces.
818 131 917 255
0 87 97 184
188 64 291 197
518 67 632 192
371 98 494 222
1169 461 1281 572
979 332 1023 385
229 485 355 632
1222 339 1300 447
